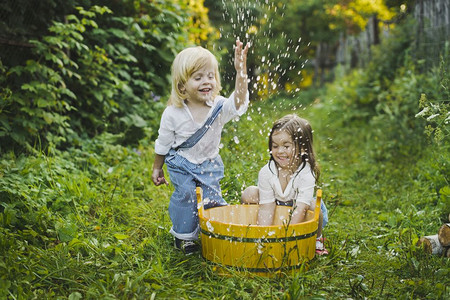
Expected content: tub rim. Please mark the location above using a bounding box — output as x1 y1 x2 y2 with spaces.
196 188 322 229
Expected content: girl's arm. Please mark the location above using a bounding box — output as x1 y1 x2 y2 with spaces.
234 39 250 110
257 202 276 225
290 165 315 223
290 202 309 224
152 154 168 186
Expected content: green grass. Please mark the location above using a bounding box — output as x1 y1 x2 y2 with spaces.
220 95 449 299
1 92 449 299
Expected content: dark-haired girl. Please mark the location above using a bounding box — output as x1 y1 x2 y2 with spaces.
241 114 329 255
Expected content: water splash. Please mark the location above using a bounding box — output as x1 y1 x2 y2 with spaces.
206 220 214 232
218 0 308 100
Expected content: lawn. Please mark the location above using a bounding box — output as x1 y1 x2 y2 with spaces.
1 92 448 299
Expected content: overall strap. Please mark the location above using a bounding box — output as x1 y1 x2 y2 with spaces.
175 99 225 151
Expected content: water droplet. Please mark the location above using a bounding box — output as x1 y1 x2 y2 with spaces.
206 220 214 232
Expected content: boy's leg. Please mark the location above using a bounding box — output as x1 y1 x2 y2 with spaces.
196 156 226 209
166 167 199 239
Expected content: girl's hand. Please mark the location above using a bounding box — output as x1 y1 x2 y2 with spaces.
257 202 276 225
291 202 309 224
234 39 250 76
152 168 168 186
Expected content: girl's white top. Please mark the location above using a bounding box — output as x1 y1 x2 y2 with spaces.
155 92 249 164
258 160 316 207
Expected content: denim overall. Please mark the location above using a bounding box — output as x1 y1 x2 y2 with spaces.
165 100 227 240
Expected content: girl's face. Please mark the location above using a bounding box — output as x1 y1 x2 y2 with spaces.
271 130 299 171
183 61 217 105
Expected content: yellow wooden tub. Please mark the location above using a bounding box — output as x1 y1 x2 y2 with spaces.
197 188 322 276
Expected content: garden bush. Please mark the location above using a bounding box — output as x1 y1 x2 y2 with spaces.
1 0 215 153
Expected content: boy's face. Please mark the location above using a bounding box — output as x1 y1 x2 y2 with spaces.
182 61 217 105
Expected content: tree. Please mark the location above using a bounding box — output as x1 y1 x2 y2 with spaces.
204 0 397 91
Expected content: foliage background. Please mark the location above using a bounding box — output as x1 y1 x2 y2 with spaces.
0 0 216 151
1 0 449 298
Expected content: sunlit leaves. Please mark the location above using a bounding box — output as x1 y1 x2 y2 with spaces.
327 0 395 32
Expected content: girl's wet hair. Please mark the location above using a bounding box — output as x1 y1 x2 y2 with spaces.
168 46 222 107
268 114 319 182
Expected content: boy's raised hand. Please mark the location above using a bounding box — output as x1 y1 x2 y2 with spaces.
234 39 250 76
234 39 250 110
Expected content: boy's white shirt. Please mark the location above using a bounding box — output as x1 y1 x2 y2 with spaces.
258 160 316 207
155 91 249 164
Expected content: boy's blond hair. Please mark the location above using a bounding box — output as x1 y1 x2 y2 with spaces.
168 46 222 107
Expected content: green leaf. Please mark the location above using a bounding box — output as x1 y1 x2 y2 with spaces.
132 23 145 38
68 292 83 300
439 186 450 196
109 28 128 39
141 43 156 52
55 221 78 242
114 233 130 240
21 83 36 93
66 15 80 23
37 99 50 108
60 88 77 99
156 48 174 62
0 279 11 291
116 44 130 55
43 112 54 124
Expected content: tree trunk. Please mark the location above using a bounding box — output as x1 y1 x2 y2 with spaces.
314 43 322 87
438 223 450 247
372 15 380 45
414 0 424 61
417 234 443 255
